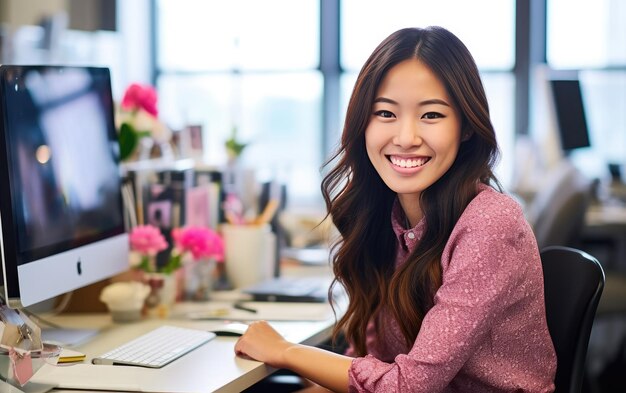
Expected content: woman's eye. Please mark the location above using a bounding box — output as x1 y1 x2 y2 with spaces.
374 110 395 119
422 112 444 120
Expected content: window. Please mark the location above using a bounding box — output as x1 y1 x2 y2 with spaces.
156 0 321 204
547 0 626 179
547 0 626 68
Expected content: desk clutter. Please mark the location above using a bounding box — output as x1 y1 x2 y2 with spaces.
116 159 289 303
85 158 339 327
0 66 336 393
0 306 61 390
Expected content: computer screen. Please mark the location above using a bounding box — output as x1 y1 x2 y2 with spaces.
0 65 129 308
549 78 591 152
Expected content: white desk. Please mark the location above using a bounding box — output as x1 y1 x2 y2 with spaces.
583 203 626 272
29 300 337 393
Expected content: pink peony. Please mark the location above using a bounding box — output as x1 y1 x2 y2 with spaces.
129 225 168 256
172 226 224 262
121 83 158 117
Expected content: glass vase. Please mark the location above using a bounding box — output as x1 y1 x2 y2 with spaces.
184 258 216 301
144 272 177 318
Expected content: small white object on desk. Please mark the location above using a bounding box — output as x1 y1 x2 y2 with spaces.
99 281 150 323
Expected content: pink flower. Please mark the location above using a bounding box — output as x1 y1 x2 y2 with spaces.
129 225 168 256
121 83 158 117
172 226 224 262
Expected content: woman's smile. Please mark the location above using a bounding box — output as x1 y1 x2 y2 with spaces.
387 154 431 173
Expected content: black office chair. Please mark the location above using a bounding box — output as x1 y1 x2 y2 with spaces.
541 246 605 393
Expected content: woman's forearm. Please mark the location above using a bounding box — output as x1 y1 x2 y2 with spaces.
281 344 353 393
234 321 353 392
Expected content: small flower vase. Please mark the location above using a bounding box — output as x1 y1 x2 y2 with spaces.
144 272 177 318
184 258 216 301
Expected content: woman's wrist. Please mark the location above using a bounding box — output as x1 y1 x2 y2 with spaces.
280 342 303 369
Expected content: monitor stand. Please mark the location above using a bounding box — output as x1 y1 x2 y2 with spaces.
22 310 100 348
39 327 100 348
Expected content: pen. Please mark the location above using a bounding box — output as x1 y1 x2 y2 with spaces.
233 302 257 314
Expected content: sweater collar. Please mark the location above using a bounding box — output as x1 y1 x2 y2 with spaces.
391 198 426 251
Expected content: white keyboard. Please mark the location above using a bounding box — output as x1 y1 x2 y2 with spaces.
92 325 216 368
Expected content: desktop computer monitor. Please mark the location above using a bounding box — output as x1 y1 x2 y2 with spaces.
0 65 129 309
549 77 591 153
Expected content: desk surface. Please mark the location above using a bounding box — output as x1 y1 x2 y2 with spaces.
30 300 338 393
585 203 626 227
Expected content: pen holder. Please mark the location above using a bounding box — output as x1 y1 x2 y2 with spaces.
222 224 275 289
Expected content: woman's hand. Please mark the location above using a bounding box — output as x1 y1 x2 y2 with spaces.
234 320 294 368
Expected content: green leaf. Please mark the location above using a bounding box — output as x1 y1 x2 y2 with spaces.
225 139 247 156
119 123 138 161
138 255 152 272
136 130 152 138
160 254 182 275
225 126 248 157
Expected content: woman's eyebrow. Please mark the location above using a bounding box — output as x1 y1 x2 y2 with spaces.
373 97 451 107
419 98 451 107
373 97 398 105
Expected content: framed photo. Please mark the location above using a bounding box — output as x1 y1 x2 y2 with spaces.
147 200 172 229
188 125 204 153
185 186 210 228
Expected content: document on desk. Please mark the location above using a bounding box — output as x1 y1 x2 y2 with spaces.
31 363 144 391
183 301 335 321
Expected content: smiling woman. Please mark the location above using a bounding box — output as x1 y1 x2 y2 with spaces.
234 26 557 392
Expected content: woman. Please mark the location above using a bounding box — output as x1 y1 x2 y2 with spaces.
235 26 556 392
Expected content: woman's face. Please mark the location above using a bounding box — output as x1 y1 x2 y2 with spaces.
365 59 462 220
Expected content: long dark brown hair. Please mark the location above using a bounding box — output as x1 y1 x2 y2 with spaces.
322 27 501 356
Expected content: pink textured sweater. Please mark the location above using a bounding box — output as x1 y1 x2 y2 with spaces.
347 186 557 392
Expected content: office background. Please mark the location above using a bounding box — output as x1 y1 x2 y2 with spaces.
1 0 626 391
1 0 625 207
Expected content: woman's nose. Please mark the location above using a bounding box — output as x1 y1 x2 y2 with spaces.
393 120 422 148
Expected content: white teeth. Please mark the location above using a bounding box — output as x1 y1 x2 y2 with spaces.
390 156 429 168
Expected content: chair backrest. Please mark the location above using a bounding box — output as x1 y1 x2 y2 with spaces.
541 246 605 393
527 161 593 250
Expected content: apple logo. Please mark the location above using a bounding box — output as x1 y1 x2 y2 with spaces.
77 258 82 275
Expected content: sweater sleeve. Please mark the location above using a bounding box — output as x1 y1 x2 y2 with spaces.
348 200 537 392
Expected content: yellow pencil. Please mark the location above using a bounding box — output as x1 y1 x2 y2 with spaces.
253 199 279 226
58 351 87 364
